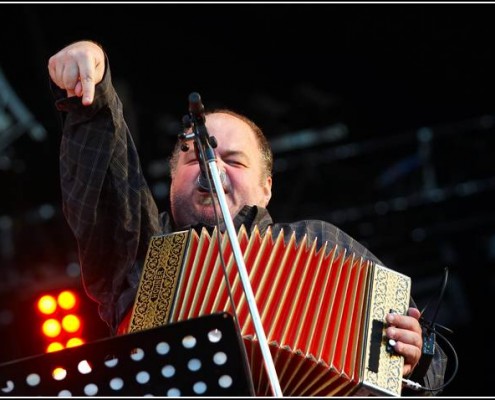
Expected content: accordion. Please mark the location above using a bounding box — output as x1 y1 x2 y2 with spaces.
119 225 411 396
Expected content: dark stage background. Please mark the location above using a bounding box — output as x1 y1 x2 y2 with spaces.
0 3 494 396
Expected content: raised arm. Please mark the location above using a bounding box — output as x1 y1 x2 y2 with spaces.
48 40 161 332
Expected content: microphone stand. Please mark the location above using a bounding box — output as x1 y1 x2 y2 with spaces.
182 93 283 397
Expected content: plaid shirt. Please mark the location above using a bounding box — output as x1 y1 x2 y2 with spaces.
52 61 446 395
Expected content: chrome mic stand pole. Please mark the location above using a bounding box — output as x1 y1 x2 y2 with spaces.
183 92 283 397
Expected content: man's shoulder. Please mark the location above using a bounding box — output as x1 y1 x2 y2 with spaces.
271 219 381 263
272 218 343 236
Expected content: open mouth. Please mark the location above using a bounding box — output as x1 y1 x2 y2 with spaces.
197 193 215 206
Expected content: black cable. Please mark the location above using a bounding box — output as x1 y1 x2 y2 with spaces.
420 266 449 326
404 267 459 393
432 267 448 323
402 327 459 392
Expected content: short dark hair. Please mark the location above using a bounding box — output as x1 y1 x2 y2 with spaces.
168 109 273 180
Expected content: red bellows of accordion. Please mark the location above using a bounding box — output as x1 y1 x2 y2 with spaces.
122 225 411 396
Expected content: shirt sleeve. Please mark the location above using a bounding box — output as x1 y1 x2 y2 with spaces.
53 57 161 330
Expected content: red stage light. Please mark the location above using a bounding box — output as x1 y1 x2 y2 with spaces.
35 289 87 354
37 295 57 315
42 318 61 338
62 314 81 333
57 290 77 310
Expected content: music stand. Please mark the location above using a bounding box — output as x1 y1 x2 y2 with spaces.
0 312 254 396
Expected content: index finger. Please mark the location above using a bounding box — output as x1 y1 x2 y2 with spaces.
77 57 97 105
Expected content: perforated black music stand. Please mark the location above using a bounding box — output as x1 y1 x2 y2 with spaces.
0 312 255 396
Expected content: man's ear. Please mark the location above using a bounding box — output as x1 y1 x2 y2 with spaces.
262 176 272 206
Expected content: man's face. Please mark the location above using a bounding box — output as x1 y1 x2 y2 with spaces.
169 112 272 230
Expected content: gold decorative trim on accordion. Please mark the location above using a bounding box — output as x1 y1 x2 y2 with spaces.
126 225 411 396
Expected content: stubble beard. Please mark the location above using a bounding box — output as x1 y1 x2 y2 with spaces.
173 191 236 231
196 200 225 227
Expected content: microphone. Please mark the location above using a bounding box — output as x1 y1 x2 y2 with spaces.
188 92 205 124
187 92 208 184
197 170 211 191
195 146 209 191
187 91 220 192
197 170 230 192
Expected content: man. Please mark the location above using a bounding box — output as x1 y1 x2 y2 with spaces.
48 40 447 395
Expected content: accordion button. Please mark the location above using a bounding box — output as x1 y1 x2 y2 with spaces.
386 338 397 354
